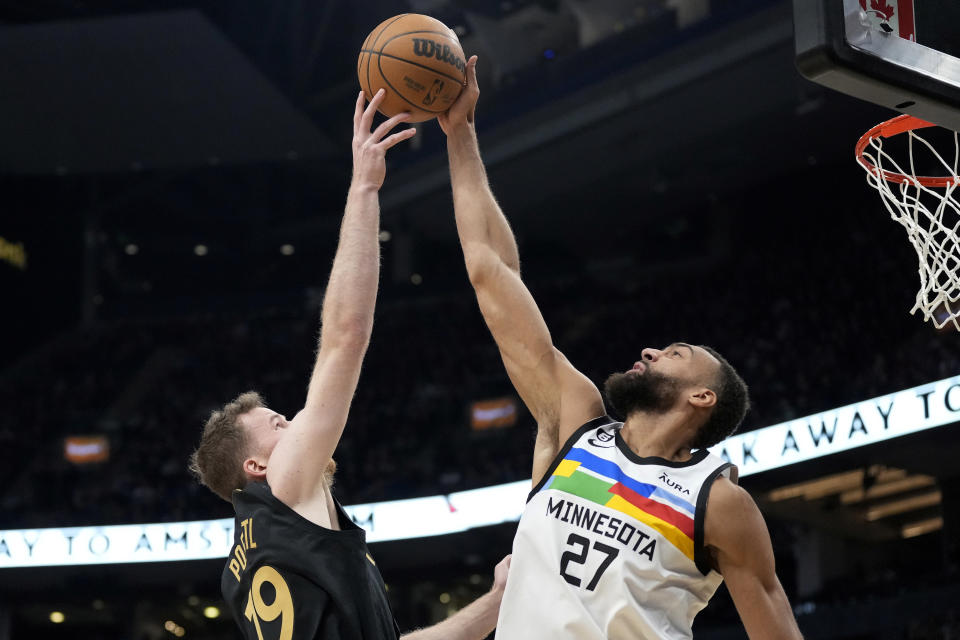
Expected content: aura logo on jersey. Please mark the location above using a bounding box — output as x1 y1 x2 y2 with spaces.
658 472 690 496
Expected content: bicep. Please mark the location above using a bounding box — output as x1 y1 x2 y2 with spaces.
707 482 803 639
267 347 364 506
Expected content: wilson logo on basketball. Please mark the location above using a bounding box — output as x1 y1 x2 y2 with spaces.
411 38 466 72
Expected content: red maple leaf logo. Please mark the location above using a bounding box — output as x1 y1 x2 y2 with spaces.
860 0 896 22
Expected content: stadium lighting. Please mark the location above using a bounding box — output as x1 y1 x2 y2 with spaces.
124 244 139 255
840 475 936 505
865 491 941 521
280 244 295 256
49 611 64 624
766 469 864 502
901 516 943 539
193 244 208 256
203 606 220 619
164 620 186 636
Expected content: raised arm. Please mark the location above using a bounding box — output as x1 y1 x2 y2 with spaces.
439 57 604 482
705 479 804 640
267 90 415 508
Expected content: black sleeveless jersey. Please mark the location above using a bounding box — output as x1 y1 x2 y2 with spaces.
221 482 400 640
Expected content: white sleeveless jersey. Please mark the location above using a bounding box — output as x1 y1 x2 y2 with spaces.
496 416 737 640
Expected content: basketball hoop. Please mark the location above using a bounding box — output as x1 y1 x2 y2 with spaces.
855 114 960 331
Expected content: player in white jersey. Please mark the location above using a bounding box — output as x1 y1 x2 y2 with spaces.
437 56 804 639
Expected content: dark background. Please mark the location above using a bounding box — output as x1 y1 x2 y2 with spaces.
1 0 959 638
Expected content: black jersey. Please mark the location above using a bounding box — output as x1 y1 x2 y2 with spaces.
222 482 400 640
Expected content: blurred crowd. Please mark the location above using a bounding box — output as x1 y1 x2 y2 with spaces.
2 186 958 530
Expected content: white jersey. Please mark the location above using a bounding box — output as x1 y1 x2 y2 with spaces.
496 417 737 640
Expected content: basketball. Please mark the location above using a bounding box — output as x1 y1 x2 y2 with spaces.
358 14 466 123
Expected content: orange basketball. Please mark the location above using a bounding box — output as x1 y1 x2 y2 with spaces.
358 14 466 123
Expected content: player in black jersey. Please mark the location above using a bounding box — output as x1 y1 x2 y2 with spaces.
190 90 510 640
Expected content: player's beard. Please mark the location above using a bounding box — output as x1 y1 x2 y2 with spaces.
604 368 682 418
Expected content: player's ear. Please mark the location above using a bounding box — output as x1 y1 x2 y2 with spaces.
243 457 267 481
689 387 716 409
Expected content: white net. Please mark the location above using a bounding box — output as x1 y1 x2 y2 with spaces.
857 119 960 331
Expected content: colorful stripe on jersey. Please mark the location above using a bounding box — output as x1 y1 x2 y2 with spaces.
540 448 697 561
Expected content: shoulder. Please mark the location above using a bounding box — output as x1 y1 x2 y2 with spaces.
704 477 766 553
707 476 752 512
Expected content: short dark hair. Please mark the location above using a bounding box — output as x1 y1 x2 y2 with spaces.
691 346 750 449
189 391 265 502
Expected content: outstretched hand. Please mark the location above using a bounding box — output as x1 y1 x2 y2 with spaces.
490 554 511 599
438 55 479 136
352 89 417 190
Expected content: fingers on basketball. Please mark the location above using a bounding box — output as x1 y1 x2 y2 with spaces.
357 14 467 123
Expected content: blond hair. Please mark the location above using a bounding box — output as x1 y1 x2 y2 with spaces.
189 391 264 502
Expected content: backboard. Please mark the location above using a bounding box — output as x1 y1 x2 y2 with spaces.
794 0 960 131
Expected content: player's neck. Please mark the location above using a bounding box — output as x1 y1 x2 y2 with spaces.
620 412 696 462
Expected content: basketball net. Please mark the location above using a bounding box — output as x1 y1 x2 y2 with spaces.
855 115 960 331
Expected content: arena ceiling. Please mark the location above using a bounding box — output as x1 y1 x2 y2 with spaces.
0 1 891 263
